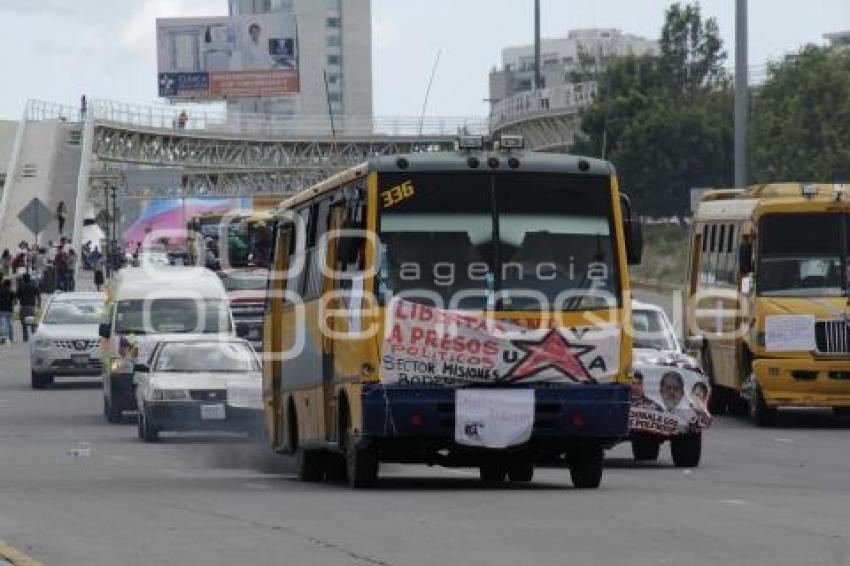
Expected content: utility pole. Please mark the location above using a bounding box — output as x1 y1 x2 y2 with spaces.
735 0 749 187
534 0 542 90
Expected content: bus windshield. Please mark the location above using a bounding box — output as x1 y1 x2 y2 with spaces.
758 213 847 297
378 172 619 311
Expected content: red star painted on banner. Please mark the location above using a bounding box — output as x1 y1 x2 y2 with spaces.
504 329 595 383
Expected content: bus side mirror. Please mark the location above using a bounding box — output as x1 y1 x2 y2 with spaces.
739 241 753 275
620 194 643 265
99 323 111 339
625 217 644 265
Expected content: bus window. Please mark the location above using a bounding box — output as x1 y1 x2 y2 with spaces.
496 173 618 310
757 213 844 297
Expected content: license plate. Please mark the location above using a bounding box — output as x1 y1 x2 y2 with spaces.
71 355 89 367
200 404 226 421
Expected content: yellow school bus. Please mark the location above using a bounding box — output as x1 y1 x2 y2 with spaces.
687 183 850 425
263 136 642 488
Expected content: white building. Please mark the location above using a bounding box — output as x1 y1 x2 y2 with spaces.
824 31 850 49
227 0 373 129
489 29 658 105
0 120 18 201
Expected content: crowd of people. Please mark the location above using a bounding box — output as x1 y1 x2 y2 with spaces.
0 238 100 343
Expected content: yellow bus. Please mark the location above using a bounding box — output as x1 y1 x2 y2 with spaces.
263 136 643 488
687 183 850 425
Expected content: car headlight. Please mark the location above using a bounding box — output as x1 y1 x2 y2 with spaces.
151 389 191 401
33 339 52 350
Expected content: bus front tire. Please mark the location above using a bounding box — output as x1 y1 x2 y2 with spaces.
749 386 777 427
31 372 52 389
670 433 701 468
631 438 661 462
346 442 379 489
569 446 604 489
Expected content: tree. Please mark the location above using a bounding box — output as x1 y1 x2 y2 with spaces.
751 46 850 182
574 2 732 216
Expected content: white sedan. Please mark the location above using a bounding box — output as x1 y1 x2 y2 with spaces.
134 337 263 442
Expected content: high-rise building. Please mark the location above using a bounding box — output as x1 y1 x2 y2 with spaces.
489 29 658 105
227 0 372 127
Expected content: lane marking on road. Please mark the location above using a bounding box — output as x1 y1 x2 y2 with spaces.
0 542 43 566
775 437 795 444
721 499 753 506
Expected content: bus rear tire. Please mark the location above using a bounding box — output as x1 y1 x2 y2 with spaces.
670 433 701 468
631 438 661 462
297 449 325 482
569 446 604 489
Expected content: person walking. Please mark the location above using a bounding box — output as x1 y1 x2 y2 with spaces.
56 201 67 237
80 94 87 120
54 241 68 292
17 274 40 343
0 279 16 344
66 249 78 292
94 249 106 292
32 247 47 292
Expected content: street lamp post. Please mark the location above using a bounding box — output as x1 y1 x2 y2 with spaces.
735 0 749 187
110 186 118 270
103 184 111 278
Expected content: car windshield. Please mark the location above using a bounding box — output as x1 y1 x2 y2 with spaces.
115 298 232 334
154 341 259 372
43 300 104 325
221 273 267 291
378 172 619 311
632 309 678 351
758 213 847 297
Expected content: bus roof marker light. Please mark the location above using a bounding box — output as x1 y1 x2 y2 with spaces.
488 157 501 170
499 135 525 150
467 156 480 169
396 157 410 170
578 160 591 173
457 135 485 150
508 157 521 170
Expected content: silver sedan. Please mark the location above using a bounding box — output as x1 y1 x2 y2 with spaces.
29 292 105 389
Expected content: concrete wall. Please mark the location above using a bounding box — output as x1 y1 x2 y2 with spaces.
0 120 18 185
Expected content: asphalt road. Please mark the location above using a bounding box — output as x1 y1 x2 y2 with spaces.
1 340 850 566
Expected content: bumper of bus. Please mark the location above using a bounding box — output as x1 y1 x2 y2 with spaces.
360 384 631 455
753 358 850 407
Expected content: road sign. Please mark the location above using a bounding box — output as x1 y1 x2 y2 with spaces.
17 198 52 237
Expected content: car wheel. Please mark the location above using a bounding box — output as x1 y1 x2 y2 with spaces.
507 460 534 483
670 433 702 468
103 396 123 424
324 453 347 483
569 446 604 489
139 408 159 443
631 437 662 462
31 372 51 390
832 407 850 418
479 462 507 483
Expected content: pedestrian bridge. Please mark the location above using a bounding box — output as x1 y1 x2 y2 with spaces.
0 99 486 251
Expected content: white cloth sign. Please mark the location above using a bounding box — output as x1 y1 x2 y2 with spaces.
455 389 535 449
765 315 816 352
381 299 621 386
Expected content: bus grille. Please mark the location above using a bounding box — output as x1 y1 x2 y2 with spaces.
815 321 850 354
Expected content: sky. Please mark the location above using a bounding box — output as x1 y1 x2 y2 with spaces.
0 0 848 120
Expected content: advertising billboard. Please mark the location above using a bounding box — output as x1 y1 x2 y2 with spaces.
157 14 299 100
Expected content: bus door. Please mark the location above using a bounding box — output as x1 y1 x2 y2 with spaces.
322 193 370 444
